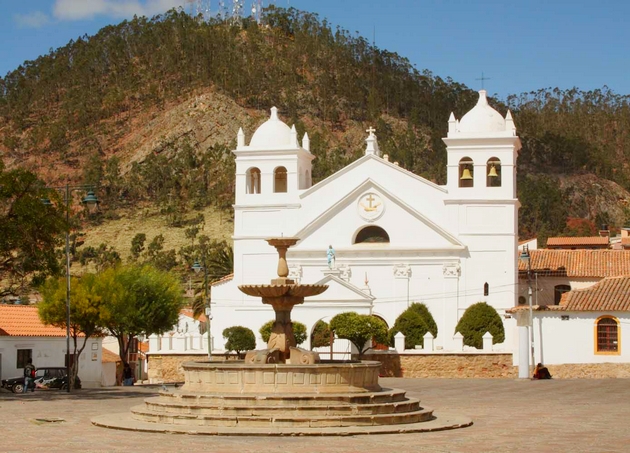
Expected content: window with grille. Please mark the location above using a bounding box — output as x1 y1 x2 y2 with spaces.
16 349 32 368
596 317 619 353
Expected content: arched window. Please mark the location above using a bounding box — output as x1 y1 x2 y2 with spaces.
486 157 501 187
484 282 489 296
518 296 526 305
459 157 473 188
354 226 390 244
554 285 571 305
274 166 287 193
371 315 389 350
246 167 261 194
595 316 619 354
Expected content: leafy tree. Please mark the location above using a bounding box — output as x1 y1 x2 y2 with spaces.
39 274 105 387
223 326 256 357
329 312 388 357
130 233 146 260
259 320 307 346
310 320 331 349
0 163 66 295
455 302 505 349
97 264 184 364
389 310 428 349
75 243 121 272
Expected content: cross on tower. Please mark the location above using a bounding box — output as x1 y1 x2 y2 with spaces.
366 126 376 136
475 72 491 90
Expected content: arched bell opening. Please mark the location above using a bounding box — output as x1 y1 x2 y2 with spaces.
459 157 473 188
486 157 501 187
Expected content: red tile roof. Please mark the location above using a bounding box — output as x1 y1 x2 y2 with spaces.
560 276 630 311
0 305 68 337
519 250 630 277
546 236 609 247
102 348 121 363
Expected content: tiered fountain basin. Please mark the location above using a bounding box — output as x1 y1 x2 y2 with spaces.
181 360 381 394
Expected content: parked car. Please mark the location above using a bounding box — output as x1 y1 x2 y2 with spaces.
1 367 81 393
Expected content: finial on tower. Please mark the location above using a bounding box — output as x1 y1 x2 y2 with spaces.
290 124 298 147
364 127 381 157
302 132 310 152
237 127 245 148
270 106 279 120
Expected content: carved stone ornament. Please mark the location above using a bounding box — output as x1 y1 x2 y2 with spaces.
357 192 385 221
288 264 302 282
443 263 461 278
288 347 320 365
338 264 352 281
244 348 280 364
393 264 411 278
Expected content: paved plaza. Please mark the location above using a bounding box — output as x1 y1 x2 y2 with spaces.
1 378 629 452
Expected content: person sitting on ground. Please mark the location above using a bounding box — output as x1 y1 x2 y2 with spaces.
122 363 134 386
533 363 552 379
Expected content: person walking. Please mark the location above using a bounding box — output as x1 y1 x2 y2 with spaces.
123 363 134 386
23 359 36 393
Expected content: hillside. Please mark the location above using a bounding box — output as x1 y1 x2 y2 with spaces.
2 6 630 257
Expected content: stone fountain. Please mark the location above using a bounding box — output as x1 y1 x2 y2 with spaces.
92 238 472 435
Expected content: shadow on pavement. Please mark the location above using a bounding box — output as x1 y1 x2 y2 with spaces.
0 385 172 401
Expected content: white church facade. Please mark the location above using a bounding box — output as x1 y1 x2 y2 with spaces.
208 89 521 354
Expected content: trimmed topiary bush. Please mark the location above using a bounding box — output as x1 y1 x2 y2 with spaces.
389 310 428 349
222 326 256 356
455 302 505 349
408 302 438 338
259 319 307 346
310 320 331 349
330 312 388 356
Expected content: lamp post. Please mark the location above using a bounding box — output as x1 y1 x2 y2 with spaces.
519 246 535 378
43 185 99 392
192 259 212 360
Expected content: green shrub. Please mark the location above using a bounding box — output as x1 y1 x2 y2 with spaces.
330 312 388 356
455 302 505 349
408 302 438 338
222 326 256 355
310 320 331 349
389 310 429 349
259 320 307 345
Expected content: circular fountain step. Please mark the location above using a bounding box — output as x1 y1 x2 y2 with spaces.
142 396 420 417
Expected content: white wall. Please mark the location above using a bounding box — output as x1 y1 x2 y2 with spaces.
511 311 630 366
0 336 103 387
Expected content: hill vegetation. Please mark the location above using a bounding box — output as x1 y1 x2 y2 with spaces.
2 6 630 280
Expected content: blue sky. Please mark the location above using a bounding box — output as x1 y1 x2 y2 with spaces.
1 0 628 99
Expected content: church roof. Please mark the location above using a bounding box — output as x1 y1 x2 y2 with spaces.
559 276 630 311
458 90 506 133
249 107 293 148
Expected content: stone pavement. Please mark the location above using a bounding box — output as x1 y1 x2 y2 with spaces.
1 378 629 453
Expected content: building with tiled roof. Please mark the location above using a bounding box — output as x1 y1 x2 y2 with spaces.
545 236 609 250
0 305 104 387
0 305 67 337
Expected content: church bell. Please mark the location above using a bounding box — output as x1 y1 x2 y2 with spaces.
460 168 473 180
487 165 499 178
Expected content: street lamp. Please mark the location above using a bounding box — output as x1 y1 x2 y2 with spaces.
192 259 212 360
519 246 535 378
43 185 99 392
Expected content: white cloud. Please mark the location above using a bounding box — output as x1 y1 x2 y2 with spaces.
52 0 186 21
14 11 51 28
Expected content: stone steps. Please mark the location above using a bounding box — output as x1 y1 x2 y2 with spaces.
142 396 421 416
157 387 409 406
130 404 434 428
129 387 434 428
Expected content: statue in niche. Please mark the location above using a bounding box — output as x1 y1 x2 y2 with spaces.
327 245 336 269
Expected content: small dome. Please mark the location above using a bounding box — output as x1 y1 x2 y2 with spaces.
250 107 292 148
458 90 506 133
